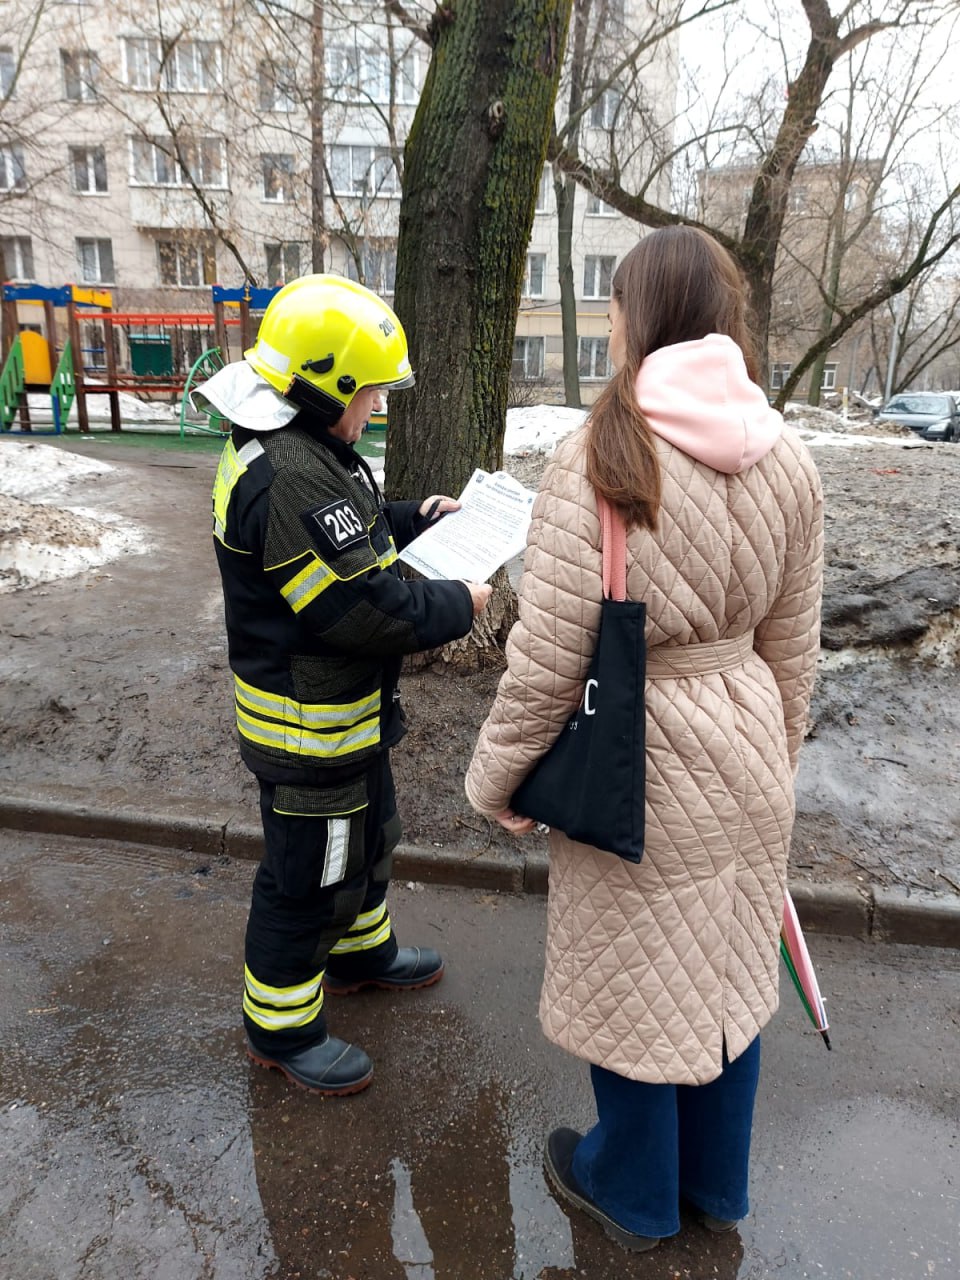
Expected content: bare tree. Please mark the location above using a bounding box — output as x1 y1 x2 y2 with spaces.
551 0 960 392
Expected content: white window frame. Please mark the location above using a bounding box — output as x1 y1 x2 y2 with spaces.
326 44 418 106
0 145 26 191
130 136 227 189
1 46 16 97
261 153 295 203
345 240 397 294
124 38 221 92
258 60 296 112
512 336 544 381
61 49 98 101
586 194 616 216
770 362 792 390
578 336 611 381
523 253 546 299
583 255 615 300
157 237 217 288
535 166 552 213
821 362 838 391
70 145 107 194
76 237 114 284
265 241 301 285
329 145 398 198
0 235 34 278
589 87 621 129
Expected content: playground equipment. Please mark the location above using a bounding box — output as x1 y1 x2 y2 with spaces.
0 281 279 435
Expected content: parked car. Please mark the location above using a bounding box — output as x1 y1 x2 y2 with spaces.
875 392 960 441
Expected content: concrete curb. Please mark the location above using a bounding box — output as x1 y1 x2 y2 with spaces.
1 787 958 949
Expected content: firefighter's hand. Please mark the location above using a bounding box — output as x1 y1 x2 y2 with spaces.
419 495 460 523
465 581 492 615
493 807 536 835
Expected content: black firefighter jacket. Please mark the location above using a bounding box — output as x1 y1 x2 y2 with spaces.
212 412 474 796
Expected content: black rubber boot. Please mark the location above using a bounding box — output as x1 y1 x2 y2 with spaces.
544 1128 661 1254
323 946 444 995
245 1035 373 1096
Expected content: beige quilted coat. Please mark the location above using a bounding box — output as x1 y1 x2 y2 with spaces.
466 351 823 1085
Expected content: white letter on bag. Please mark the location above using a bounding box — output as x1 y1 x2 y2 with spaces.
583 678 598 716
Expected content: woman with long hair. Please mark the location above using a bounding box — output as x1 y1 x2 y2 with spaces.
466 226 823 1251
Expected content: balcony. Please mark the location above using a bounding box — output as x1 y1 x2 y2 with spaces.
128 185 230 230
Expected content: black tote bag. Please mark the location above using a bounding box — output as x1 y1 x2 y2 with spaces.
510 496 646 862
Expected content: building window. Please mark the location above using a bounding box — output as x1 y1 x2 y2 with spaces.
345 240 397 294
124 38 221 91
326 44 418 105
0 145 26 191
1 46 15 97
265 242 301 285
258 60 297 111
583 255 615 300
821 362 838 391
261 154 295 203
789 186 808 213
70 145 107 193
589 87 621 129
131 136 226 188
61 49 98 101
578 336 611 380
157 237 216 287
0 236 34 279
586 194 616 216
512 336 544 381
76 238 114 283
770 362 791 390
535 166 552 213
523 253 546 299
329 145 398 197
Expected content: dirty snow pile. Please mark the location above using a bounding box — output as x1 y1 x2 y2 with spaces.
26 386 180 427
0 441 146 593
783 401 925 449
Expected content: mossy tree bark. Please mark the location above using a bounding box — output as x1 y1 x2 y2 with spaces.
386 0 573 666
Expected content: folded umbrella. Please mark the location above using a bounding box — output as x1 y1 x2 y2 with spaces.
780 889 831 1050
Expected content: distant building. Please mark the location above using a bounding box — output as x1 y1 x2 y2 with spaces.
0 0 673 406
700 158 887 398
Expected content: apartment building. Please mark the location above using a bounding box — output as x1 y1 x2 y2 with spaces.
0 0 672 404
699 159 887 399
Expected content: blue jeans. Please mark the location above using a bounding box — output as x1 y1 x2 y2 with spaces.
571 1037 761 1238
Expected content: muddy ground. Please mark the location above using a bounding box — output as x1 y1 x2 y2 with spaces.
0 415 958 895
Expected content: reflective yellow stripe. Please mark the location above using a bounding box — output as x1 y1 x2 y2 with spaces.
275 539 400 613
244 964 323 1007
351 903 388 932
243 990 324 1030
212 438 263 549
234 675 380 729
236 705 380 759
330 920 393 954
330 903 392 954
281 554 337 613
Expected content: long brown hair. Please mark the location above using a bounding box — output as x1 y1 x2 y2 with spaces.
586 226 758 530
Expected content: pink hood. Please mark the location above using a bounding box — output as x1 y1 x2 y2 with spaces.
633 333 782 474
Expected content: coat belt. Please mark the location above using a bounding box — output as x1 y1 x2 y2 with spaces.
646 631 755 678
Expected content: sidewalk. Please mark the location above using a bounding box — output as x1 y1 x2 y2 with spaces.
1 826 957 1280
1 778 958 950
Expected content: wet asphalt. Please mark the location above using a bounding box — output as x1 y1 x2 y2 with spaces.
0 829 957 1280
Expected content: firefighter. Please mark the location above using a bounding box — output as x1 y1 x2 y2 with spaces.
197 274 491 1096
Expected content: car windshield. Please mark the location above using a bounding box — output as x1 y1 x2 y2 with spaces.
885 395 952 415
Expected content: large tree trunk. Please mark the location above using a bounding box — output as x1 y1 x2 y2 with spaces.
388 0 571 497
387 0 572 667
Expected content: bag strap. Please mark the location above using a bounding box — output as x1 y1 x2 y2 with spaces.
598 494 628 602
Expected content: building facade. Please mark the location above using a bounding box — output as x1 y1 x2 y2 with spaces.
0 0 673 405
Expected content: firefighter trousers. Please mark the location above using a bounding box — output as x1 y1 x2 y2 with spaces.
242 752 402 1055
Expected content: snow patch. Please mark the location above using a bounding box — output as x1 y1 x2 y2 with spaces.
0 441 147 592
